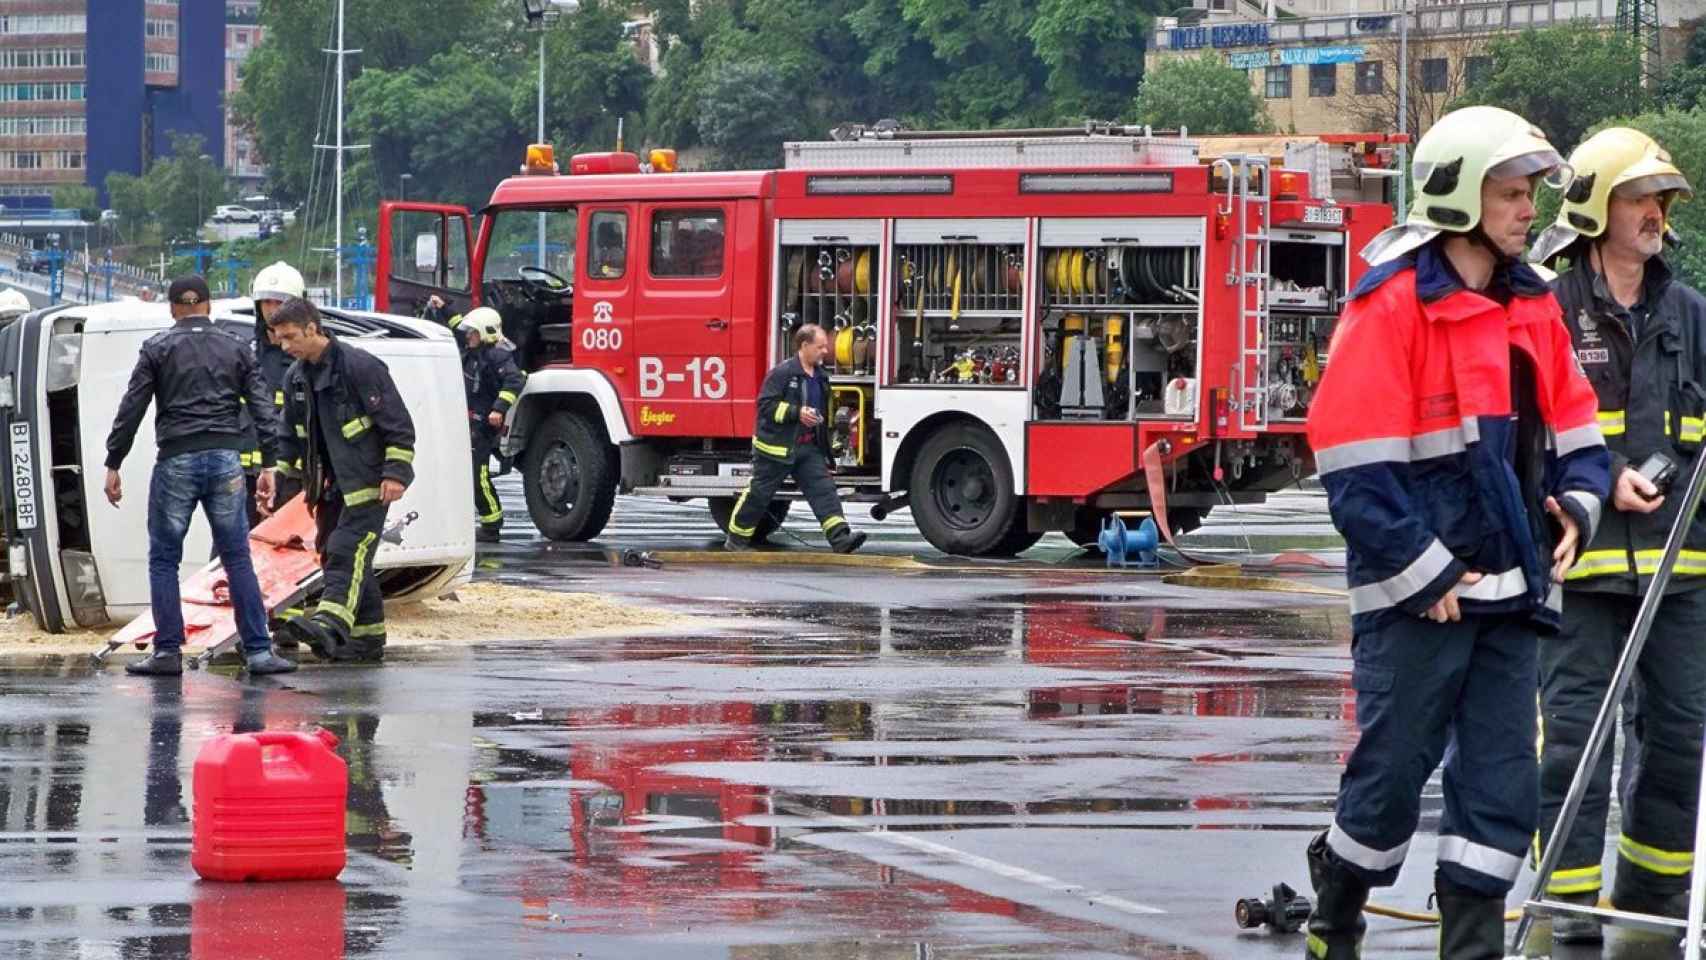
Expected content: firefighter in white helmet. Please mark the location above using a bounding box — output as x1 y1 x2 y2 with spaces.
459 307 525 542
1301 106 1610 959
249 261 308 518
0 287 30 322
1530 127 1706 941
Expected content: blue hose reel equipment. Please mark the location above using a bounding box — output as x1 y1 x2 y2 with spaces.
1099 513 1160 568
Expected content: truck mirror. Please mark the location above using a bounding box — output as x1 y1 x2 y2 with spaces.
414 234 440 273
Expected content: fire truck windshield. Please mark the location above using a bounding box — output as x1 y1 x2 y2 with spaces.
485 208 576 282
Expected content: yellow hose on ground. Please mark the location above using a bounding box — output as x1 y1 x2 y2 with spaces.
1364 903 1524 924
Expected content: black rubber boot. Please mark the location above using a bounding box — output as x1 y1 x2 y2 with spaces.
124 650 183 676
1435 877 1506 960
830 529 868 554
275 613 339 660
244 650 299 675
1612 863 1690 919
1548 889 1603 945
476 525 502 543
1303 831 1368 960
723 534 752 552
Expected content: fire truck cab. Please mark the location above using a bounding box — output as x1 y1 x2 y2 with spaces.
379 127 1396 555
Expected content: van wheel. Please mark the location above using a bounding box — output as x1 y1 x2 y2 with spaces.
909 423 1020 556
708 497 790 544
523 412 616 541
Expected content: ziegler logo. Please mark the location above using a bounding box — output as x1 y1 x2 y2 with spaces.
639 405 677 427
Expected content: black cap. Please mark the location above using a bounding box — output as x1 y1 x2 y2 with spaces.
167 274 211 306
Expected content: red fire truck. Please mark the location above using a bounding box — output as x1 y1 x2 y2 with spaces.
377 125 1397 555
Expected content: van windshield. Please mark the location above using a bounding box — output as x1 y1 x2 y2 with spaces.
485 208 576 282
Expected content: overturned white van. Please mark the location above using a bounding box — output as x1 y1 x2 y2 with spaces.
0 299 474 633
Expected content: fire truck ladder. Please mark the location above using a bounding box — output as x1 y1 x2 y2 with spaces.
1222 155 1272 433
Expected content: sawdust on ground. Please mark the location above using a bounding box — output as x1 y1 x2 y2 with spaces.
0 582 689 656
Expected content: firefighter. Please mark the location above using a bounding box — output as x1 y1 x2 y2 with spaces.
267 297 416 663
103 275 297 677
459 307 525 542
1526 127 1706 939
1300 106 1611 959
226 261 309 530
725 323 866 554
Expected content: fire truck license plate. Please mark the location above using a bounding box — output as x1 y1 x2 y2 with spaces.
10 422 34 530
1303 205 1344 226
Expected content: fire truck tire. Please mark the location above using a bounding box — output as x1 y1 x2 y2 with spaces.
523 411 617 541
992 520 1044 556
707 497 790 544
909 425 1022 557
1067 507 1206 551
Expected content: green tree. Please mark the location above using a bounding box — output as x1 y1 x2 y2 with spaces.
51 184 98 222
1660 29 1706 110
105 172 150 236
1453 22 1648 152
1132 54 1269 134
695 60 807 168
144 134 227 242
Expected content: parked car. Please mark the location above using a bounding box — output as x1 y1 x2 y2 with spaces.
14 250 52 275
211 204 259 224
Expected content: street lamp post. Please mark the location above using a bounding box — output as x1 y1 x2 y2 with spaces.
197 152 213 241
400 173 413 202
521 0 579 270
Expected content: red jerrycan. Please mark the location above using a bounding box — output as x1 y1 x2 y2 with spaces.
192 727 348 882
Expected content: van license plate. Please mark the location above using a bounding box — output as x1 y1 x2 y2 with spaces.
1303 205 1344 226
10 422 35 530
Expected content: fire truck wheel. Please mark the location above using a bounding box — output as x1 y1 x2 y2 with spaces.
991 521 1044 556
523 411 616 541
707 497 790 544
909 425 1020 557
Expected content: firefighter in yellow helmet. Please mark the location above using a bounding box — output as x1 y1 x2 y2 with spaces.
1530 127 1706 941
459 307 525 542
249 261 307 516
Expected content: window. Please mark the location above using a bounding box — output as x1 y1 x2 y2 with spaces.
1465 55 1493 87
0 15 88 35
0 47 85 70
0 83 85 103
145 52 178 73
650 210 725 278
485 209 577 281
1355 61 1384 95
587 210 628 280
1264 65 1292 99
0 116 86 136
145 18 179 40
1421 57 1448 93
1308 63 1336 98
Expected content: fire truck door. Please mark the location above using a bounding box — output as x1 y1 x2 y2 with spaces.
632 202 736 437
378 202 475 318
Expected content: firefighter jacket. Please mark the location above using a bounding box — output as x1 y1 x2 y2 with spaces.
275 336 416 507
1553 255 1706 594
1307 243 1610 633
464 343 525 420
227 317 293 470
106 316 279 471
752 356 832 463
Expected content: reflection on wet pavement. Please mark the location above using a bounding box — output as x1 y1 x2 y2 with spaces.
0 587 1679 958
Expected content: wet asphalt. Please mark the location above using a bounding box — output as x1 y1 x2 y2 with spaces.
0 489 1687 959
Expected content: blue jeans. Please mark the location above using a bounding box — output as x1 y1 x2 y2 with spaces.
146 449 270 655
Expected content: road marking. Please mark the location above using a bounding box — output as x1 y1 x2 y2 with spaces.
771 801 1166 917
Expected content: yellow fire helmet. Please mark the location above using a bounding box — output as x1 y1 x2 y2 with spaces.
1530 126 1693 263
461 306 505 346
250 260 306 304
1362 106 1571 265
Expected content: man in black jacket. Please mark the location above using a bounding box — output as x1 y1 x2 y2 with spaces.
725 323 865 554
267 298 416 663
104 274 296 676
1531 127 1706 937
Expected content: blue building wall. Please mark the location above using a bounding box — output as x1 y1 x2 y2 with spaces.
85 0 226 205
86 0 146 204
147 0 226 168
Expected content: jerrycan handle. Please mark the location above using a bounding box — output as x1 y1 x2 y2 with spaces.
249 727 341 750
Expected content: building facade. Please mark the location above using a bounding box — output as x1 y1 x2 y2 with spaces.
0 0 224 207
224 0 262 184
1147 0 1705 136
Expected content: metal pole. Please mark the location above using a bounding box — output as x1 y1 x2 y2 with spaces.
536 29 547 271
334 0 345 305
1396 0 1409 222
1685 734 1706 960
1511 446 1706 953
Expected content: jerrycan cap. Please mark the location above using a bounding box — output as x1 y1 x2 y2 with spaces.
311 726 340 749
